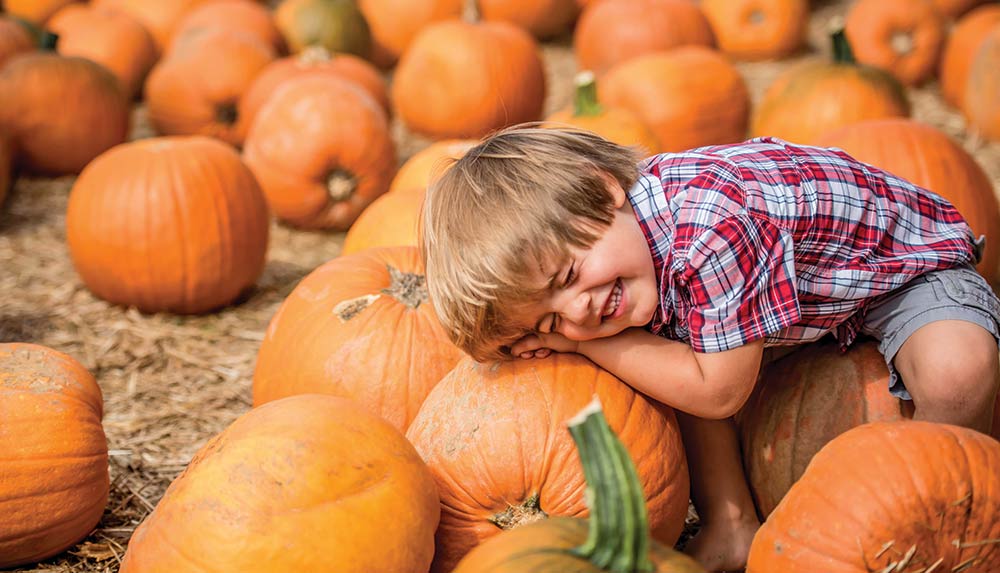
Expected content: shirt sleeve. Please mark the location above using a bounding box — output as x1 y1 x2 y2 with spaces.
680 213 801 353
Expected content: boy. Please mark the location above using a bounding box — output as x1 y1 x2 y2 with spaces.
420 126 1000 571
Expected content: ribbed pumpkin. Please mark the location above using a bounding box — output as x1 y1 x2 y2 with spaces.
932 0 991 19
574 0 715 77
66 136 270 314
700 0 808 61
0 16 37 68
393 19 546 140
844 0 945 86
169 0 285 54
390 139 476 194
751 30 910 145
405 353 691 573
253 246 463 431
546 70 659 153
0 133 11 207
964 27 1000 142
0 53 129 175
239 46 390 131
145 27 275 146
91 0 215 55
452 399 706 573
598 46 750 153
47 4 156 99
3 0 77 24
357 0 463 67
118 394 441 573
748 421 1000 572
815 118 1000 285
342 187 425 255
477 0 579 39
0 343 109 569
243 74 395 230
939 5 1000 108
274 0 371 57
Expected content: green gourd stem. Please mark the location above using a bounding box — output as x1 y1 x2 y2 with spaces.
567 397 654 573
831 28 856 65
573 71 604 118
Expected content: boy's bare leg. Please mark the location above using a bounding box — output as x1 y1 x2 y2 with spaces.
676 413 760 572
893 320 1000 434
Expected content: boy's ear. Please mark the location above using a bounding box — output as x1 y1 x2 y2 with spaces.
600 171 627 209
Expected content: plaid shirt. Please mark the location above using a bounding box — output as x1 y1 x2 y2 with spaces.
630 137 979 353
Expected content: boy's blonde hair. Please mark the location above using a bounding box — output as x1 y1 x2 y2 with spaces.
421 125 642 362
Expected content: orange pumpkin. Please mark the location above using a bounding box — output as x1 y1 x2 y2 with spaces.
750 30 910 145
3 0 77 24
393 19 546 140
477 0 580 39
844 0 946 86
0 15 37 68
0 53 129 175
700 0 808 61
91 0 216 55
243 74 396 230
964 27 1000 142
274 0 371 57
546 70 659 153
574 0 715 77
0 133 11 207
598 46 750 153
815 118 1000 285
47 4 156 99
66 136 270 314
939 4 1000 108
253 246 463 431
170 0 285 54
0 343 109 569
342 187 426 255
932 0 991 19
405 353 690 573
357 0 464 67
389 139 476 194
240 46 390 131
145 27 275 146
119 394 441 573
748 420 1000 572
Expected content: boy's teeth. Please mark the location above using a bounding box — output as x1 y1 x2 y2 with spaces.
604 280 622 317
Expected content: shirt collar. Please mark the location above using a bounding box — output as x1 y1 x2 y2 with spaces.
626 171 676 334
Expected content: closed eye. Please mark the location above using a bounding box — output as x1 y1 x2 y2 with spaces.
563 263 575 288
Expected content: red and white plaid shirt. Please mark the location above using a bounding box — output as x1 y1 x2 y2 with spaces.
631 137 980 353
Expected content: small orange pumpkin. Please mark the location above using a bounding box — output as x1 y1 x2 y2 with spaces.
964 26 1000 142
574 0 715 77
389 139 476 194
119 394 441 573
170 0 285 54
274 0 371 57
47 4 157 99
932 0 991 19
700 0 808 61
0 15 37 68
357 0 463 68
3 0 78 25
91 0 216 55
342 187 426 255
243 74 396 230
392 19 546 140
939 4 1000 108
66 136 270 314
845 0 946 86
477 0 580 39
0 343 109 569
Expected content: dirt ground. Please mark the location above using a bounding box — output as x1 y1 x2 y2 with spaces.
2 1 999 571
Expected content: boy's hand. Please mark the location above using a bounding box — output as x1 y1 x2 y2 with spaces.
509 331 580 359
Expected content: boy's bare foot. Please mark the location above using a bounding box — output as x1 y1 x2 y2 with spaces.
683 512 759 572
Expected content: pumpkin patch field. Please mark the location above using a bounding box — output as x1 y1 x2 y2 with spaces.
2 0 1000 572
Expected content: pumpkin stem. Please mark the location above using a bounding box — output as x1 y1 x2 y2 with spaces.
830 27 856 65
488 493 548 530
326 169 357 202
567 397 654 572
298 45 332 65
216 102 238 126
381 265 428 310
573 71 604 118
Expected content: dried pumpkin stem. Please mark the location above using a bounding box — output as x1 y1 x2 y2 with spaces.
573 71 604 118
326 169 357 202
567 397 654 573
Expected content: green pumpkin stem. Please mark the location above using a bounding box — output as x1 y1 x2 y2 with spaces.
831 28 856 65
567 397 654 573
573 71 604 117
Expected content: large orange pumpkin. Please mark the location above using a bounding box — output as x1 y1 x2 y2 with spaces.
964 27 1000 142
169 0 285 54
145 27 276 146
844 0 946 86
751 30 910 145
0 15 37 68
119 394 441 573
815 118 1000 285
357 0 463 68
0 53 129 175
243 74 396 230
700 0 808 61
940 5 1000 109
47 4 157 99
392 19 546 140
574 0 715 77
66 136 270 314
477 0 579 40
389 139 477 194
342 187 425 255
253 246 464 431
598 46 750 153
748 420 1000 572
4 0 77 25
405 353 690 573
274 0 371 57
0 343 109 569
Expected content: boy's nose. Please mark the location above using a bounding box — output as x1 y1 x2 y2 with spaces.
565 292 596 327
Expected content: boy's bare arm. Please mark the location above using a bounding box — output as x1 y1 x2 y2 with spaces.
512 328 763 419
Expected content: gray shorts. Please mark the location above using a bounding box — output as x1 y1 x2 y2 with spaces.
859 264 1000 399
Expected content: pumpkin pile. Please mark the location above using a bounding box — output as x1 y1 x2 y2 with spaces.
1 0 999 572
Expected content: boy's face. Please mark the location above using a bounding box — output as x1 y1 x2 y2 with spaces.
517 175 659 342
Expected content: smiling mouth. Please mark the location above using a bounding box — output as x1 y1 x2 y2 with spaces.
602 279 622 318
